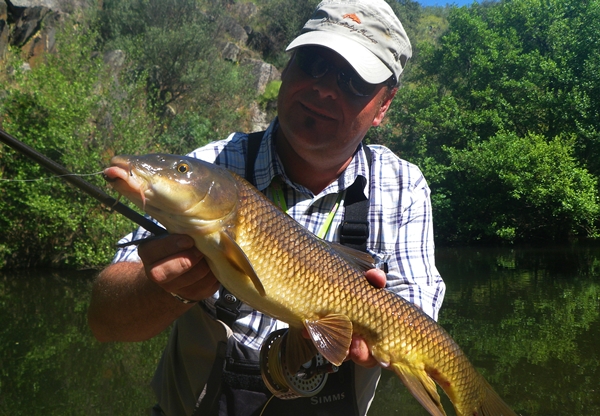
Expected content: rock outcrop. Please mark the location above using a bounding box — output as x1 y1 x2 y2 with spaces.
1 0 67 66
1 0 280 131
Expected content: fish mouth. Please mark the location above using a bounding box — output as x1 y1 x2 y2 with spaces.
104 159 148 209
104 156 133 182
102 171 118 182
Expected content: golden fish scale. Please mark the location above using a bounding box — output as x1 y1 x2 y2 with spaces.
231 176 486 411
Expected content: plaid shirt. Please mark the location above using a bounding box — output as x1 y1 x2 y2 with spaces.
113 119 445 350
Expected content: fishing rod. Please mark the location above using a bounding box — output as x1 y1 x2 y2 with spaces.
0 128 168 236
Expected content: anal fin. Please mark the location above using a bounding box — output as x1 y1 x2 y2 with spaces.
391 363 446 416
285 327 318 373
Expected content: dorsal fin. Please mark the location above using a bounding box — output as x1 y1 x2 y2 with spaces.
328 241 375 272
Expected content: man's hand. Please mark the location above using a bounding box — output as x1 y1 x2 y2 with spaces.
347 268 386 368
138 234 220 302
88 233 220 342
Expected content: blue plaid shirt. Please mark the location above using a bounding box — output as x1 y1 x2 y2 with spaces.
113 119 445 350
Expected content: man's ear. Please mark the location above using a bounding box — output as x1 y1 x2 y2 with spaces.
372 88 397 127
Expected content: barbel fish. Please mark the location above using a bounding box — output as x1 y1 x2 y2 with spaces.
104 153 517 416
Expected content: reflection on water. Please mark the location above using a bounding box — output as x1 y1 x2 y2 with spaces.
1 245 599 415
0 269 168 415
370 245 600 416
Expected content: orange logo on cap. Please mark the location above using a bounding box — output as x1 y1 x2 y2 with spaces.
343 13 361 24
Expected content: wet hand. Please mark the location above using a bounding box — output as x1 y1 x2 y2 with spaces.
138 234 219 302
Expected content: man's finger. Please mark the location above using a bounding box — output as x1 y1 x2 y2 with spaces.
365 268 386 288
138 234 195 263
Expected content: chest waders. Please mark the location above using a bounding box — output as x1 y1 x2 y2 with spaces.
192 132 372 416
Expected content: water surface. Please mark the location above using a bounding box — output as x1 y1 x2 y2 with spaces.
1 245 599 415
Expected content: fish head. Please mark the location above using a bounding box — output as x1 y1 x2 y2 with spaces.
104 154 239 233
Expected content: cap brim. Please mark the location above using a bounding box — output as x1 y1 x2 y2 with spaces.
286 31 392 84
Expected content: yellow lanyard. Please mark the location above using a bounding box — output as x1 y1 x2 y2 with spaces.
270 178 344 239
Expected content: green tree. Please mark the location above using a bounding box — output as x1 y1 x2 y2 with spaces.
0 14 157 268
439 132 599 243
382 0 600 243
99 0 256 145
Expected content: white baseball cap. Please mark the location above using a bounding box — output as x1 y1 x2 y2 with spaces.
286 0 412 84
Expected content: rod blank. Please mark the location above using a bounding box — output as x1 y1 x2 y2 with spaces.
0 128 167 236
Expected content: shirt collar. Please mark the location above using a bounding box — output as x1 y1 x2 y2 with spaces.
252 118 370 200
250 119 286 192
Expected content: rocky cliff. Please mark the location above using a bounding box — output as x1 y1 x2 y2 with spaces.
0 0 280 130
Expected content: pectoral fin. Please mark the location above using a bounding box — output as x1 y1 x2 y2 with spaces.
285 327 318 373
391 363 446 416
219 231 266 296
304 314 353 366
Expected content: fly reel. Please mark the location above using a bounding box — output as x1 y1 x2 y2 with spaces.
259 329 338 399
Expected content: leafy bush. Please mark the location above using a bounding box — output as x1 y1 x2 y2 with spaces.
437 133 599 243
0 14 157 269
99 0 256 136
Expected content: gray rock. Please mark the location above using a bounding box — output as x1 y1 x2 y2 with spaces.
241 58 280 95
0 19 8 60
103 49 126 69
1 0 7 58
10 6 50 47
221 16 248 45
8 0 60 10
221 41 240 62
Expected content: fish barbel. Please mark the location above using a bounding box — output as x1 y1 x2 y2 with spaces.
104 153 517 416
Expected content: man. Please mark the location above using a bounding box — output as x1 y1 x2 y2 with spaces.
88 0 445 415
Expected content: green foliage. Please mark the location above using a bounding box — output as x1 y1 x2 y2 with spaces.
386 0 600 243
0 0 261 269
2 0 600 269
257 80 281 107
439 133 599 243
0 14 157 269
99 0 256 135
157 111 214 155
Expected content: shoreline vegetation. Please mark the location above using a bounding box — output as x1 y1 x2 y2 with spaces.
1 0 599 269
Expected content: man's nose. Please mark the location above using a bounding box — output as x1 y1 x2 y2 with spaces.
312 70 340 100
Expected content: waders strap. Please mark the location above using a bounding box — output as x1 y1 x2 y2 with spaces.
340 145 372 252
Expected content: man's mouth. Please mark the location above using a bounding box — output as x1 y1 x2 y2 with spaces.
301 102 335 120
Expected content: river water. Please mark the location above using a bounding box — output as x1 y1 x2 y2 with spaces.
1 245 599 415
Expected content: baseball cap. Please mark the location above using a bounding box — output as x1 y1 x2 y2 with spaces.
286 0 412 84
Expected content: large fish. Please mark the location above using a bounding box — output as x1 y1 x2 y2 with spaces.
104 153 517 416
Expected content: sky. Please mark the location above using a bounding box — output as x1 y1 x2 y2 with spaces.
418 0 477 7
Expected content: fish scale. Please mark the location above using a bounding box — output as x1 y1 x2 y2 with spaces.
105 153 518 416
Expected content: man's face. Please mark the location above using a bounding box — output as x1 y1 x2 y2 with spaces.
276 46 396 164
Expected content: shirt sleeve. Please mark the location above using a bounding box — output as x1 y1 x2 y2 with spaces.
368 147 446 321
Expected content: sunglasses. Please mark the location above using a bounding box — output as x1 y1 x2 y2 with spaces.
293 47 394 98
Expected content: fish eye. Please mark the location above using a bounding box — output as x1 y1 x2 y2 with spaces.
177 163 189 174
